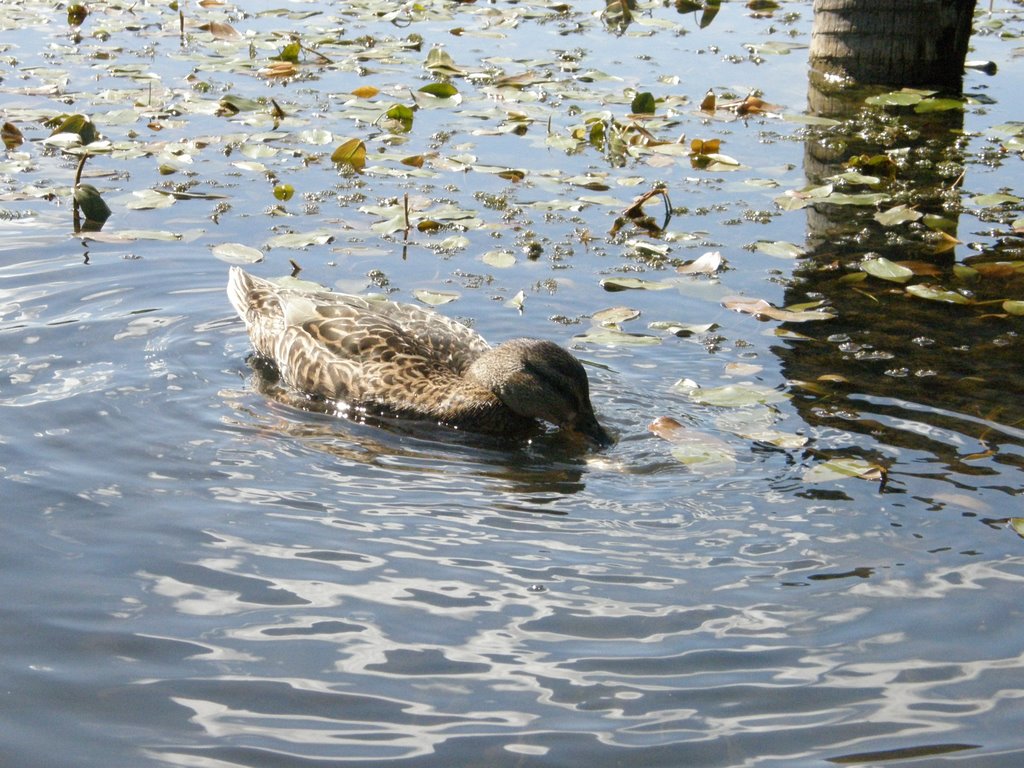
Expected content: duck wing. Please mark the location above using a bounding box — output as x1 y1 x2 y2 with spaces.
228 267 494 409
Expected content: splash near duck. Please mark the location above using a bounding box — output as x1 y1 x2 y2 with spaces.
227 267 612 447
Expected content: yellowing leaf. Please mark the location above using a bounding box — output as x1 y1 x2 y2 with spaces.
351 85 379 99
331 138 366 172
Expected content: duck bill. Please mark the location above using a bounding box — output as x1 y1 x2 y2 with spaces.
574 412 614 448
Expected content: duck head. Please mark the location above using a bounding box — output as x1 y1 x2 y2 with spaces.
467 339 613 448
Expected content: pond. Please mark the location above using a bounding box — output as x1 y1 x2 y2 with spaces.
2 1 1024 766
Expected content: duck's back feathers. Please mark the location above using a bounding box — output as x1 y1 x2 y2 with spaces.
227 267 612 445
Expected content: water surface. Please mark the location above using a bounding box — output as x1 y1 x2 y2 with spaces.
2 2 1024 766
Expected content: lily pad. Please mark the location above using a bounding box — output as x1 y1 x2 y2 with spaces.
971 193 1022 207
212 243 264 264
592 306 641 326
861 256 914 283
482 250 516 268
574 326 661 346
681 381 790 407
413 289 460 306
804 457 885 484
265 230 335 249
600 277 673 292
754 240 806 259
905 284 972 305
874 204 922 226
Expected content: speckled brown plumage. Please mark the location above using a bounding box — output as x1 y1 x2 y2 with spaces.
227 267 612 445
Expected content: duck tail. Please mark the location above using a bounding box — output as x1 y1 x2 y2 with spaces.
226 265 258 321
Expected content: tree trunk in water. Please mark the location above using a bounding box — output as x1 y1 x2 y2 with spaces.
810 0 976 89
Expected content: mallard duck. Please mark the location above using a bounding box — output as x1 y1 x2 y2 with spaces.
227 267 612 447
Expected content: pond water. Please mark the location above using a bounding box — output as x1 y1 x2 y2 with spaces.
2 1 1024 766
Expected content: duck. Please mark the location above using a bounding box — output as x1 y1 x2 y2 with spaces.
226 267 613 447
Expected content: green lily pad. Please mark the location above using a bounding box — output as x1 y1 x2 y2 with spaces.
905 284 972 305
972 193 1022 207
862 256 914 283
914 98 964 114
874 204 922 226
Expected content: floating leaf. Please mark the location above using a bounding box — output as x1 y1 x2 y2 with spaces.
683 382 790 407
482 250 516 268
384 103 415 131
754 240 805 259
1002 300 1024 316
208 21 242 40
905 284 972 305
914 98 963 114
593 306 641 326
600 277 672 292
804 457 885 484
648 320 717 337
972 193 1021 207
424 48 466 76
331 138 367 172
861 256 914 283
413 289 460 306
260 61 299 78
824 192 891 206
648 416 737 474
1011 518 1024 538
677 251 725 275
265 230 335 249
874 204 922 226
722 296 834 322
212 243 264 264
574 325 661 346
418 82 459 99
865 89 931 107
273 184 295 201
218 94 265 114
124 189 176 210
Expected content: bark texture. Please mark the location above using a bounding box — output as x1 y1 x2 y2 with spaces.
810 0 976 88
